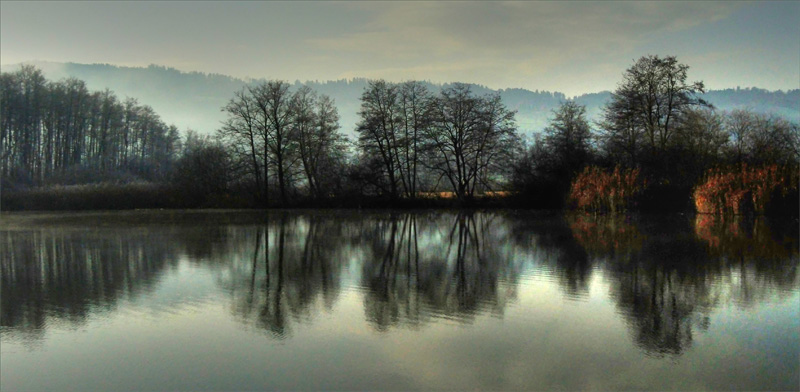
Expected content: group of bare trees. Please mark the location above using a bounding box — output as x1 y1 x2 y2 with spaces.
217 79 521 204
217 81 348 205
355 81 520 200
0 65 181 186
186 57 799 209
355 81 430 199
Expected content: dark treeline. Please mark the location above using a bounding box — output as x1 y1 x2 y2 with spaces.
2 55 798 212
1 65 181 187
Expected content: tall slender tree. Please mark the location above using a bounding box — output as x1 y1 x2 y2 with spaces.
220 88 263 200
356 80 403 199
543 100 593 177
251 81 296 205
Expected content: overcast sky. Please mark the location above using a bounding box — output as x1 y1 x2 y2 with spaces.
1 1 798 96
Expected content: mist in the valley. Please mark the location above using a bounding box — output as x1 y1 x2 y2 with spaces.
4 61 797 138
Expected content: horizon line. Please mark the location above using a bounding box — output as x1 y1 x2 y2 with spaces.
2 59 799 98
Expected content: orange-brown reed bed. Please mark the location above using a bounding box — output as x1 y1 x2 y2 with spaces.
568 165 645 213
693 164 799 216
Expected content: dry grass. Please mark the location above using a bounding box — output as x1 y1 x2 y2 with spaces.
693 164 798 215
568 165 645 213
1 182 173 211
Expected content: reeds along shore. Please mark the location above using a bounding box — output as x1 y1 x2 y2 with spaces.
2 163 797 216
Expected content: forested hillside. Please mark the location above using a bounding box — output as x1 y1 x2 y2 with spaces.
4 61 797 138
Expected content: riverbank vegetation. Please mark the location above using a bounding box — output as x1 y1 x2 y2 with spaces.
2 56 797 215
568 166 645 213
693 164 798 216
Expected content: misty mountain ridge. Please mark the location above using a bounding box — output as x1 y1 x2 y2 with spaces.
3 61 797 139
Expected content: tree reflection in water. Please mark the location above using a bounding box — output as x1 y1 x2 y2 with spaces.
225 212 349 339
0 228 183 343
568 213 798 356
225 211 522 335
360 213 424 330
693 214 799 304
509 214 593 299
2 211 797 358
359 212 520 330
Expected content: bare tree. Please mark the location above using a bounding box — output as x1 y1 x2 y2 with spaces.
219 87 263 200
397 81 433 197
356 80 403 199
424 84 519 200
600 55 709 160
292 88 345 198
250 81 297 205
292 86 320 197
676 107 727 168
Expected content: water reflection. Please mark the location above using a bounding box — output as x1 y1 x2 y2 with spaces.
568 213 798 356
0 228 180 342
1 211 797 359
222 213 349 339
359 212 520 330
222 212 522 336
359 213 425 330
510 214 593 298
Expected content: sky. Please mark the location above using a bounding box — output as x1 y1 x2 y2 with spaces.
1 1 798 96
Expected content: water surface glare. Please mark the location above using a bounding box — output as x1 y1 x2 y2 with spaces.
1 210 798 390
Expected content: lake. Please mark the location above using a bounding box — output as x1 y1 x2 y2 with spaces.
1 210 798 391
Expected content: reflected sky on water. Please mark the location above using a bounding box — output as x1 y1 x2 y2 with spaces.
1 210 798 390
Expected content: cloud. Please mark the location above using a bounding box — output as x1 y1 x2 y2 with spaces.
6 1 778 95
306 2 743 90
312 3 742 55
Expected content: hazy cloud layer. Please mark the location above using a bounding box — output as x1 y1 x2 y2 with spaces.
1 1 797 95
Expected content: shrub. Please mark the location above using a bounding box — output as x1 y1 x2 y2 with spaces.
568 165 645 213
693 164 798 216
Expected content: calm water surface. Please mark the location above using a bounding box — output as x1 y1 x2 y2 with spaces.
1 210 798 391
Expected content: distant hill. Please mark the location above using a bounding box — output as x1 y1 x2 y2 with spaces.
3 61 797 139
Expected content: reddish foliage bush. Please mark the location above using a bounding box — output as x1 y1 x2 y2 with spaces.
693 164 798 215
568 165 645 213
